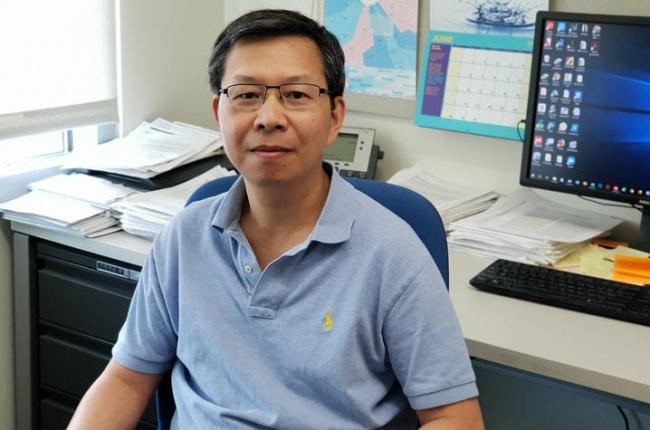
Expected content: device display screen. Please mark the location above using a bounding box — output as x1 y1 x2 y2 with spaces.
324 132 357 162
524 16 650 201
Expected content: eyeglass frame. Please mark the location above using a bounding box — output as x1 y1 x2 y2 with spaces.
217 83 336 110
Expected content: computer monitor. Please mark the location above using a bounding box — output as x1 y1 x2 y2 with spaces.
520 12 650 251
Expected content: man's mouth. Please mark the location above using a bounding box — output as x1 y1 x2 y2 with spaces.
251 145 291 159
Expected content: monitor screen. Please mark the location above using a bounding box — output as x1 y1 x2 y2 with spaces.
323 132 358 163
521 12 650 206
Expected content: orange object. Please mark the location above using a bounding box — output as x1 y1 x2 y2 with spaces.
613 255 650 286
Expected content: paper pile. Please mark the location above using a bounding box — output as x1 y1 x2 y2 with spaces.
111 165 235 239
447 189 623 265
63 118 223 178
0 173 135 237
388 164 499 229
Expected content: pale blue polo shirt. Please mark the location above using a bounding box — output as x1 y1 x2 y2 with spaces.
113 166 478 429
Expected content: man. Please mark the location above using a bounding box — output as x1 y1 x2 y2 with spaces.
69 9 483 429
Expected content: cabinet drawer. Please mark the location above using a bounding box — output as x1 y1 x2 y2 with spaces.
39 269 132 342
40 397 74 430
39 333 111 398
39 332 157 425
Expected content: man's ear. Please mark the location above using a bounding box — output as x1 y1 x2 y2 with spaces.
211 95 220 125
326 96 346 147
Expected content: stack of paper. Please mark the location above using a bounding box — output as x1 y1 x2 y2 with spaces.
0 173 136 237
388 165 499 229
111 165 235 239
63 118 223 178
0 190 119 238
447 189 623 265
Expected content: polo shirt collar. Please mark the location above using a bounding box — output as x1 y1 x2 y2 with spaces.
210 164 355 245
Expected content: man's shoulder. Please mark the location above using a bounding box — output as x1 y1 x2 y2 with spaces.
346 186 431 258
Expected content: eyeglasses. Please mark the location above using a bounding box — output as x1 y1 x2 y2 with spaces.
218 83 332 111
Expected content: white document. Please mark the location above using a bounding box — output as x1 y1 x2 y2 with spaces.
63 119 223 178
29 173 136 209
112 165 236 239
388 164 499 228
452 188 621 243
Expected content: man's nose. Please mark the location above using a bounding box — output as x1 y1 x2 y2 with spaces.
254 89 288 131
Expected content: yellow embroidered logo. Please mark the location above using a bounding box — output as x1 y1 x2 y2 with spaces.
323 311 334 331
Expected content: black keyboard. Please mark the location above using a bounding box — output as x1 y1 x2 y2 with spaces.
470 259 650 326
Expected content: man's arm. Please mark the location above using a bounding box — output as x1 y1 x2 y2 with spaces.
417 397 484 430
67 358 163 430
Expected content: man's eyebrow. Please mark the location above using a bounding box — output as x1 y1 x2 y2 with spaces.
229 74 316 83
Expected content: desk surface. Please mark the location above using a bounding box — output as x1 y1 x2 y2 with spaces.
12 222 650 404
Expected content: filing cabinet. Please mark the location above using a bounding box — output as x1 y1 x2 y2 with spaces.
25 239 156 429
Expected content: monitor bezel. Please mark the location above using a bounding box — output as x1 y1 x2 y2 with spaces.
520 11 650 208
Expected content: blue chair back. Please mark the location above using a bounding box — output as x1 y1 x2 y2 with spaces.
155 175 448 429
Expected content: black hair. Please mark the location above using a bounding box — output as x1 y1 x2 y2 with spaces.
208 9 345 101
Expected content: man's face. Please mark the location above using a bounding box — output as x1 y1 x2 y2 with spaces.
213 35 345 187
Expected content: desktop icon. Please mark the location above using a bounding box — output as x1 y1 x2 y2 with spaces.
590 40 600 53
622 187 627 193
581 24 589 33
545 137 555 149
570 123 580 133
569 23 578 34
534 135 543 146
573 107 581 117
567 156 576 167
593 24 601 36
544 153 553 162
552 176 558 182
546 20 555 31
540 72 550 81
533 151 542 161
567 179 574 185
553 72 562 82
556 139 566 149
605 184 611 191
537 103 547 113
613 185 619 192
568 140 578 150
556 155 564 164
553 57 563 66
550 89 559 98
565 40 575 51
576 74 584 84
597 183 604 189
549 104 557 114
564 72 573 83
547 121 556 132
544 37 553 48
577 57 586 67
560 106 569 116
558 122 568 132
579 40 587 50
539 87 548 97
562 89 570 98
573 90 583 102
582 180 588 186
543 54 551 63
557 21 567 32
565 55 575 66
630 188 635 194
555 38 565 49
536 120 545 130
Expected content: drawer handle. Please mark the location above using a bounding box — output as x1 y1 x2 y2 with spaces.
96 261 140 281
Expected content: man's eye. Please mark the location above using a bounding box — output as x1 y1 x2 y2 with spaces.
235 92 261 100
285 91 309 100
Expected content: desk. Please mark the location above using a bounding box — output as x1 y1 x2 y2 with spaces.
12 223 650 428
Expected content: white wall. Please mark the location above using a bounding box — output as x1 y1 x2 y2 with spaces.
116 0 223 134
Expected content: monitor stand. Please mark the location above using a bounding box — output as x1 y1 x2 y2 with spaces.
632 205 650 253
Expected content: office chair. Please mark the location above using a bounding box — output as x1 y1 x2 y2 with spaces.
155 175 448 429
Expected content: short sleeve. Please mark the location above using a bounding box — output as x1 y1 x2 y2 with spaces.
112 244 178 374
383 260 478 410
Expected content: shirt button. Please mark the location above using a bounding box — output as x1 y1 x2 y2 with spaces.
244 265 253 274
